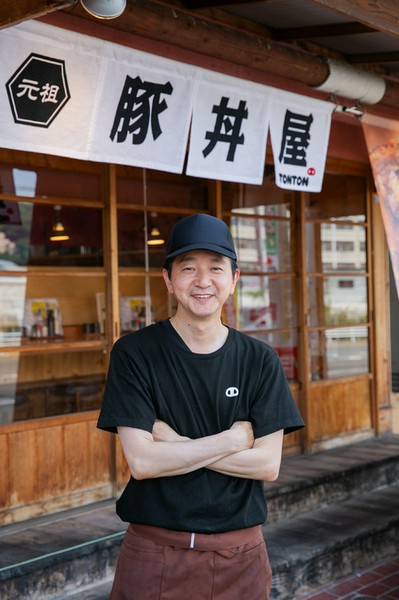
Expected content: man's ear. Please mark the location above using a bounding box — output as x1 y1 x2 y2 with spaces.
163 268 174 294
231 269 240 294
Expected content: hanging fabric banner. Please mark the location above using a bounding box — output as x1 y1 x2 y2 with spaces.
0 21 195 173
0 20 334 187
0 21 99 160
268 90 335 192
362 113 399 297
186 71 272 184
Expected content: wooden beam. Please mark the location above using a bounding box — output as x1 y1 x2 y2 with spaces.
182 0 251 8
64 0 329 86
349 51 399 66
183 0 399 39
59 0 399 110
274 22 376 42
0 0 77 30
309 0 399 38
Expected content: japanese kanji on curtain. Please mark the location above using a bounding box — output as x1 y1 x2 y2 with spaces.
0 20 334 188
186 71 271 184
268 89 335 193
0 21 195 174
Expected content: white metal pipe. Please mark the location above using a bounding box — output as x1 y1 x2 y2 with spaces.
315 58 386 105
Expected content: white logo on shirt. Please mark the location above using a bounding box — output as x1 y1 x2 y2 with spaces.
225 387 239 398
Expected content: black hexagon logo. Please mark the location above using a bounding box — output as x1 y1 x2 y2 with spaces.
6 53 70 128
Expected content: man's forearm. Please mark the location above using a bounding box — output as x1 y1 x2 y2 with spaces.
118 422 253 480
207 430 284 481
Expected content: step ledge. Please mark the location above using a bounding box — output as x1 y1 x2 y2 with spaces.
266 453 399 499
0 531 124 581
265 484 399 573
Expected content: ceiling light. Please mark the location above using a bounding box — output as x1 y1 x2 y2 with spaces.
50 205 70 242
80 0 126 19
147 225 165 246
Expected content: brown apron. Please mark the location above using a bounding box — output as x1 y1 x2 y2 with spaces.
110 523 272 599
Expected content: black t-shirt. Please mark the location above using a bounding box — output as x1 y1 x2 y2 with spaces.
97 320 304 533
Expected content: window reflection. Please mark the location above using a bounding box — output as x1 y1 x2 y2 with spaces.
118 212 190 269
249 331 298 381
0 353 108 424
308 276 368 327
12 168 37 197
231 211 293 273
237 276 296 331
222 168 292 215
307 223 367 273
0 202 103 267
309 329 369 380
305 171 370 381
119 274 171 330
116 167 209 211
1 163 102 202
15 355 105 422
305 173 366 220
0 354 19 423
0 274 27 346
225 178 297 382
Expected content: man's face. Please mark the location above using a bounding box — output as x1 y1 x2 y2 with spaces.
163 250 239 321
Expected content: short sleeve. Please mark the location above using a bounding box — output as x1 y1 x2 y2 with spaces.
97 336 157 434
250 348 304 439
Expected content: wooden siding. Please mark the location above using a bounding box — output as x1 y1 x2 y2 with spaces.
0 412 112 525
307 376 372 442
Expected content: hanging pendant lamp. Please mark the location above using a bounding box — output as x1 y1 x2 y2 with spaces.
147 224 165 246
50 206 70 242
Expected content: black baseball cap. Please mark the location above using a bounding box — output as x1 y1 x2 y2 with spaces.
165 214 237 261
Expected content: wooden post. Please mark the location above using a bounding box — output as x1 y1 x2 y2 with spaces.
102 163 120 495
297 190 311 450
371 184 391 435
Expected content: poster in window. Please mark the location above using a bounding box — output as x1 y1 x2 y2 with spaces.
120 296 150 333
23 298 63 338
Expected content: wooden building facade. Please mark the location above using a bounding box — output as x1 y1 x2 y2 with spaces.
0 0 398 526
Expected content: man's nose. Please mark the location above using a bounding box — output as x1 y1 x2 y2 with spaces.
194 269 211 286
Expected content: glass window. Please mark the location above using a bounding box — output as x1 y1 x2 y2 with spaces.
0 201 103 267
116 167 209 211
118 211 188 269
0 265 106 423
249 331 298 381
237 275 296 331
230 213 293 273
306 223 367 273
222 167 292 216
224 176 297 382
1 350 106 423
305 171 370 381
119 274 172 330
0 274 27 346
305 173 366 220
307 276 368 327
309 329 369 381
0 162 102 202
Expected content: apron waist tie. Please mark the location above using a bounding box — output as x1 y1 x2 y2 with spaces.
129 523 263 552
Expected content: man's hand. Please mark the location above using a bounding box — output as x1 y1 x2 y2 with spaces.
229 421 254 451
152 420 189 442
207 429 284 481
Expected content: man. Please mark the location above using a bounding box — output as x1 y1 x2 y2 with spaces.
97 213 304 599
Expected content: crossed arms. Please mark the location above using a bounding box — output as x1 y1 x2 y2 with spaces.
117 421 284 483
